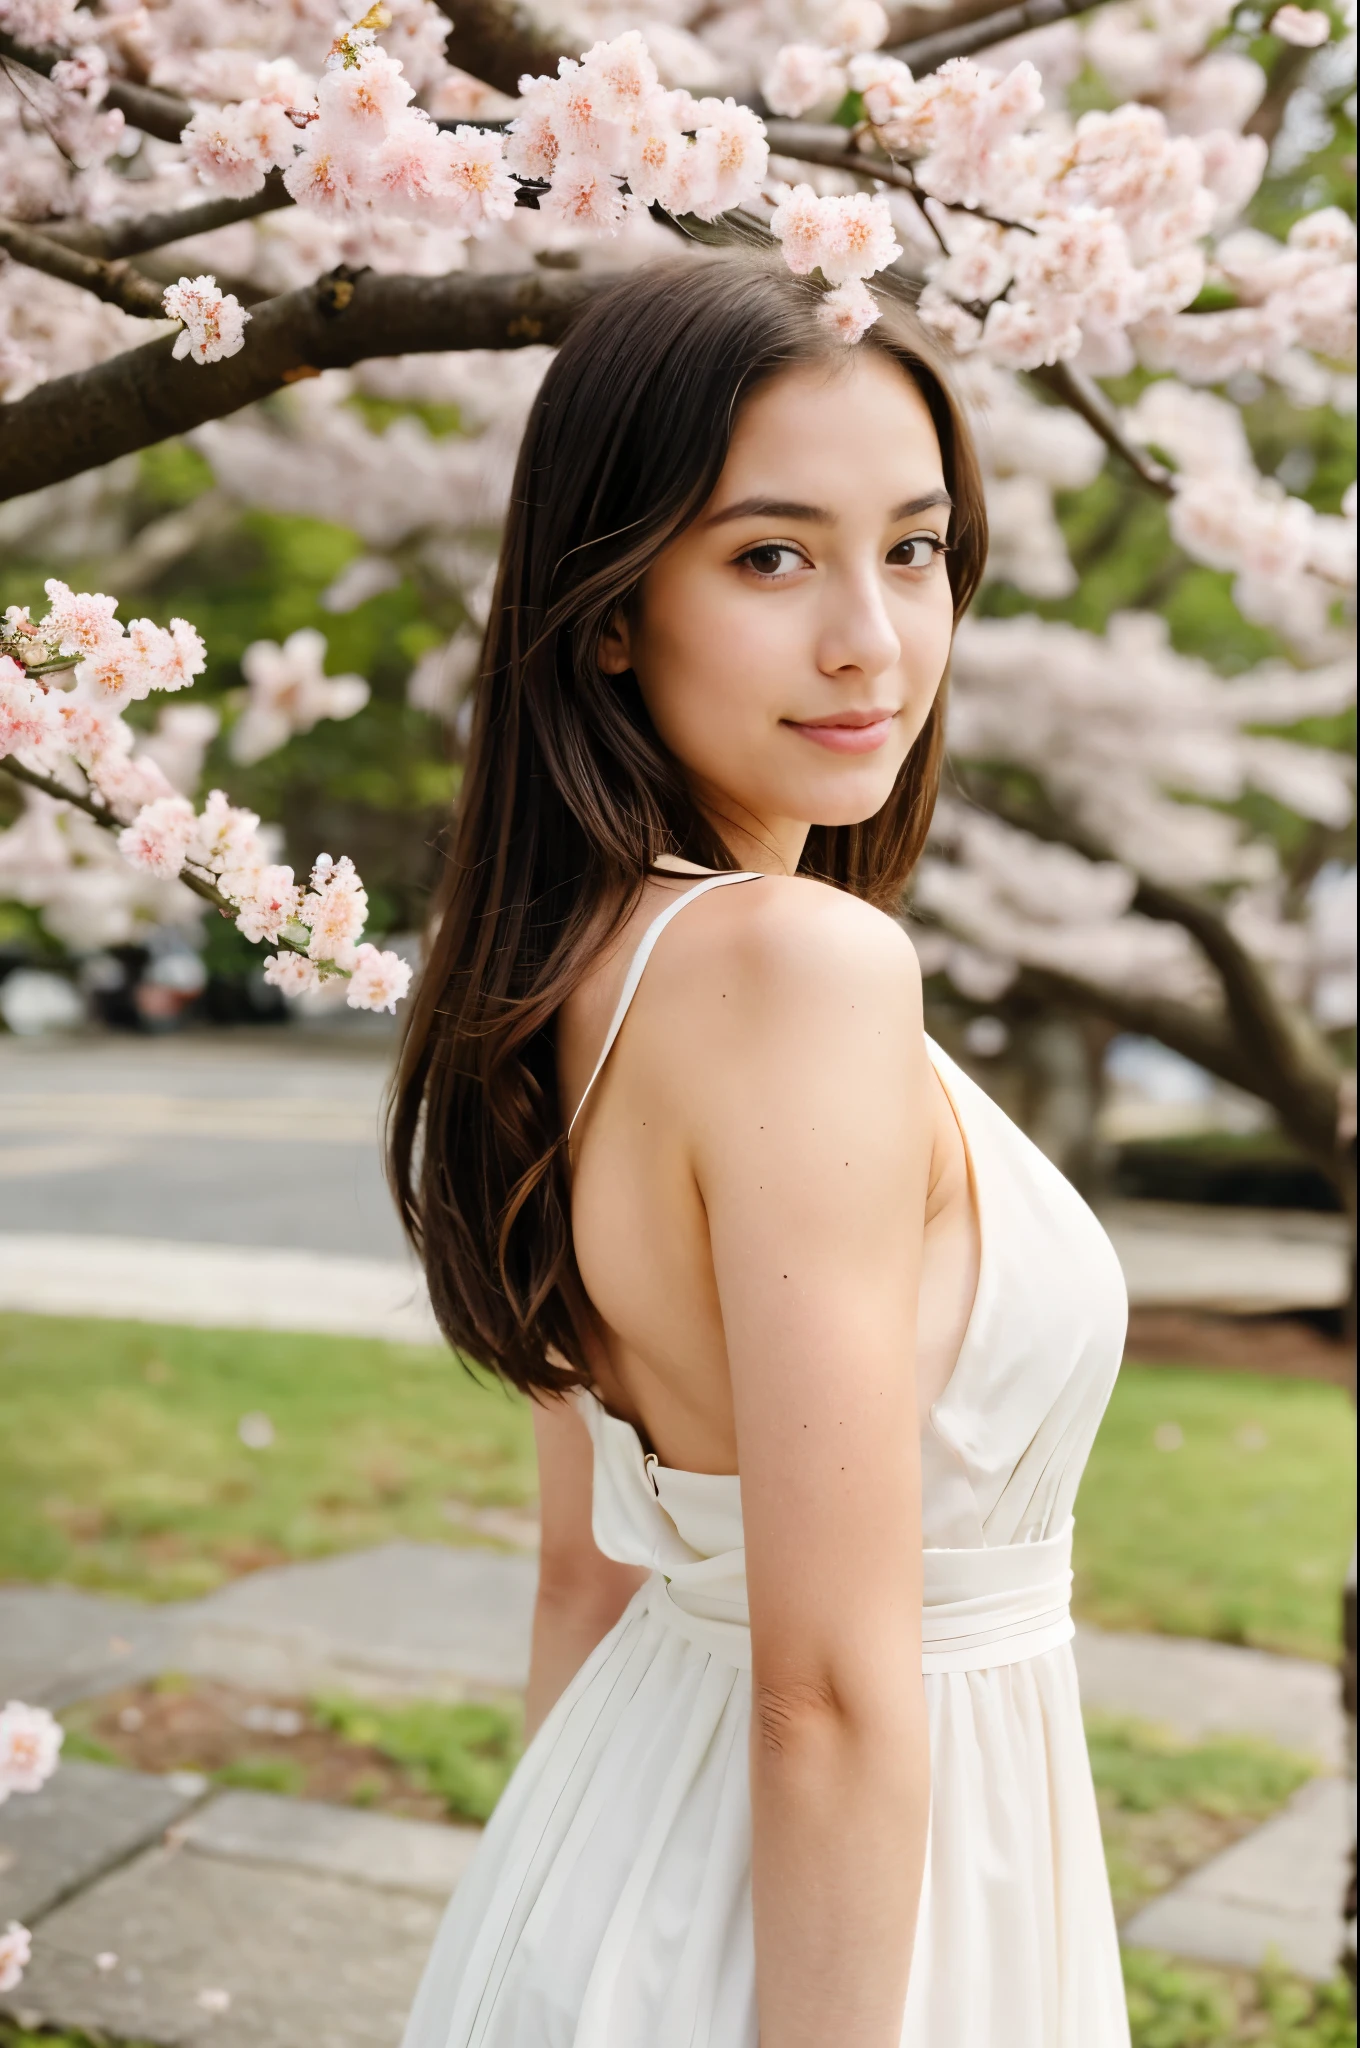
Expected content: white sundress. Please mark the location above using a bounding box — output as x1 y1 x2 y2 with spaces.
403 872 1132 2048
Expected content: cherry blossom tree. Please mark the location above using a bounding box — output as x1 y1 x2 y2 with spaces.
0 0 1354 1995
0 0 1353 1224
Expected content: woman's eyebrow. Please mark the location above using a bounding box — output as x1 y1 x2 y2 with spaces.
891 490 953 520
705 496 830 527
705 487 953 529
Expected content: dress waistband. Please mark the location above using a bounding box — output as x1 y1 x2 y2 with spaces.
642 1520 1075 1676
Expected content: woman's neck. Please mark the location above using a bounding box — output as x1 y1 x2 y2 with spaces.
695 796 809 877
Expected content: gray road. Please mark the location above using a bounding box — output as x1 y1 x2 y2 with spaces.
1 1025 1349 1314
0 1026 406 1260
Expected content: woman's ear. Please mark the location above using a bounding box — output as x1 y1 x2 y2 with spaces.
598 606 634 677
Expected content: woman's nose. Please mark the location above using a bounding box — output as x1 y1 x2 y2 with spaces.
815 565 901 681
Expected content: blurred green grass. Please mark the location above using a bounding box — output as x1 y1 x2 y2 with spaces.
1075 1363 1355 1661
0 1319 1353 1668
0 1313 535 1601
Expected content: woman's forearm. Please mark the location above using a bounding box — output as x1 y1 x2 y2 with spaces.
751 1682 931 2048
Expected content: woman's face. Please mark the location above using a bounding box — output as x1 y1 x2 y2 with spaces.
600 349 956 868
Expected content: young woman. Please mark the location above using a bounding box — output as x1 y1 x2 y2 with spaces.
390 256 1130 2048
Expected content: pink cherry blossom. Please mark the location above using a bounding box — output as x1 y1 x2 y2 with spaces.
981 296 1083 369
541 59 629 165
769 183 839 276
189 788 263 877
41 579 120 658
821 191 902 284
316 41 415 135
689 99 769 219
304 850 369 961
262 950 324 996
623 108 688 207
578 32 660 126
0 663 60 760
162 276 251 366
436 126 519 234
826 0 890 54
819 278 882 342
0 1922 30 1994
233 629 369 765
117 795 196 878
763 44 845 119
283 135 363 216
854 54 917 134
127 617 207 694
347 941 414 1012
0 1701 64 1801
537 155 633 234
505 97 561 180
1171 477 1316 580
235 864 303 943
1268 4 1331 43
1290 208 1357 260
91 751 178 819
181 100 294 198
916 283 984 351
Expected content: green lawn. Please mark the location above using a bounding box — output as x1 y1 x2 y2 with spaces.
0 1318 1353 1664
0 1313 535 1601
1075 1363 1355 1661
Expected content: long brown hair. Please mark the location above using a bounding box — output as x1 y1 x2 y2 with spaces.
389 253 988 1397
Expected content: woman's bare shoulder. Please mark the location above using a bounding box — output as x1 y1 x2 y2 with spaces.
657 872 922 1016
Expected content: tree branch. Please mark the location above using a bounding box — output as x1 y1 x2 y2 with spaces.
0 266 608 502
956 778 1345 1163
40 173 293 260
764 120 923 194
0 29 191 143
0 755 319 960
1028 360 1175 497
1011 961 1256 1093
432 0 575 98
0 214 167 317
891 0 1118 72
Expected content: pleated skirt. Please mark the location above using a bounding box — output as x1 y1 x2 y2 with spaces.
400 1583 1130 2048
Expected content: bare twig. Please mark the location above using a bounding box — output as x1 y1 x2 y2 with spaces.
0 214 168 317
891 0 1118 73
0 266 610 502
40 173 293 260
1028 360 1176 498
0 754 320 960
0 28 191 142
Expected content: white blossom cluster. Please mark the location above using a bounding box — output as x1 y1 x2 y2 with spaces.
0 584 412 1007
0 1699 63 1996
0 0 1352 1049
911 609 1357 1025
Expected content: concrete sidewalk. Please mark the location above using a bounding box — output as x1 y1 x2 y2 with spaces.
1 1540 1351 2042
0 1207 1349 1345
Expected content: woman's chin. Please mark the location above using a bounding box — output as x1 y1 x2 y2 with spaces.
800 763 910 829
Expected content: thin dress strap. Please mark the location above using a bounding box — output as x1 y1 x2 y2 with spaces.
567 872 762 1143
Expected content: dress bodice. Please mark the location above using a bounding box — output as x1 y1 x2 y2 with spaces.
575 1019 1128 1671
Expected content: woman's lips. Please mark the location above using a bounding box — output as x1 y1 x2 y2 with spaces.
784 711 897 755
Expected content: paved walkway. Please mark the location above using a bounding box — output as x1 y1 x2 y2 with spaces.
0 1208 1349 1343
1 1542 1351 2044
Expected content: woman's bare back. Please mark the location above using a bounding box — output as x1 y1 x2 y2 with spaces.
558 862 980 1474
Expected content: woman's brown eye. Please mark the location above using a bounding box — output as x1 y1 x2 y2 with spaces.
742 544 801 577
892 537 943 569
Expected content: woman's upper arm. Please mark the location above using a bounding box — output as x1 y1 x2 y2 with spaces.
691 885 932 1701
